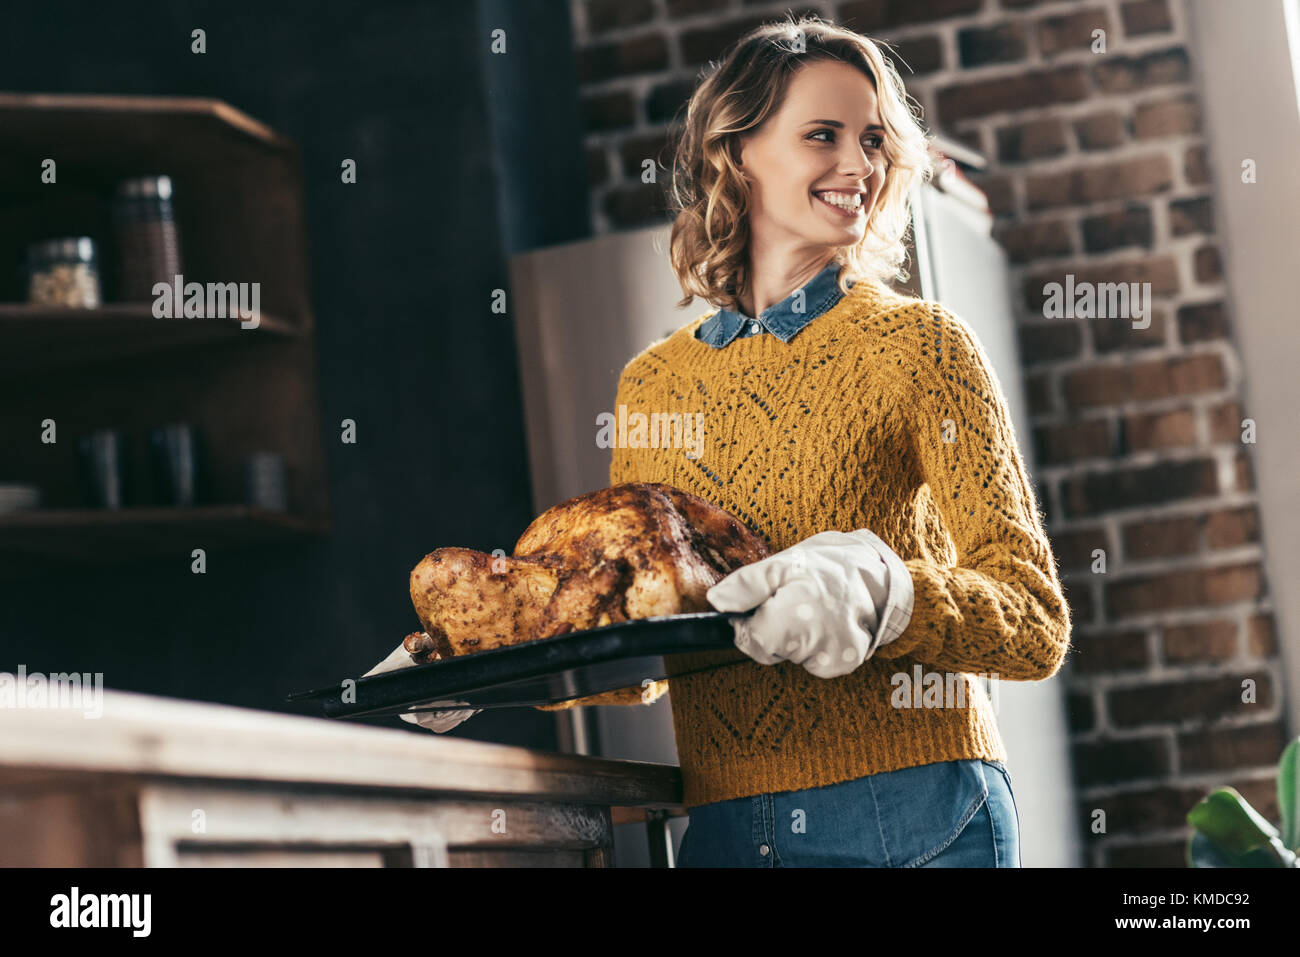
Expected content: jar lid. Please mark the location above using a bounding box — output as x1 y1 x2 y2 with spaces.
26 237 96 263
115 175 173 200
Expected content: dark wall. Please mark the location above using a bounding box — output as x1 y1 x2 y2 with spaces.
0 0 590 749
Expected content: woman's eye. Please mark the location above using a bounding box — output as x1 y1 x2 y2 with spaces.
809 129 884 150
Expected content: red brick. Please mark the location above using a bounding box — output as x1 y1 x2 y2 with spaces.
936 67 1089 122
1206 400 1244 445
1107 672 1273 727
1138 353 1225 398
834 0 889 29
1074 111 1127 150
667 0 729 16
996 218 1073 263
836 0 981 28
1109 563 1263 617
996 117 1068 163
1092 48 1190 93
678 15 771 66
646 78 696 124
582 89 635 132
1082 784 1215 836
1033 418 1111 464
1178 721 1289 772
1090 310 1166 353
1161 618 1236 663
586 0 656 34
1123 513 1199 558
958 22 1030 68
618 131 672 178
889 34 944 76
1026 154 1173 209
1177 300 1228 343
1061 459 1218 517
1052 525 1108 570
1121 0 1173 37
1063 355 1219 408
1134 95 1200 139
1121 407 1197 453
1016 318 1082 362
1246 614 1276 656
1185 144 1210 185
1235 451 1254 491
577 32 670 83
1169 195 1214 236
1194 244 1222 283
1205 505 1259 549
1025 371 1053 414
1037 6 1113 58
1073 734 1169 785
1081 203 1153 253
1070 629 1151 675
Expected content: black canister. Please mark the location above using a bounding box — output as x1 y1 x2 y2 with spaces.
78 429 131 508
149 423 208 506
111 175 183 302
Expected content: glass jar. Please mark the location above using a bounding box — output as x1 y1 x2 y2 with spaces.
112 174 183 302
25 237 101 307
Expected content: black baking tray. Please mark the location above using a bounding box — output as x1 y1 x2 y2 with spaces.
286 611 750 720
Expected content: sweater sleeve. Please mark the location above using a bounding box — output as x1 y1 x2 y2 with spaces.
608 367 633 487
870 304 1072 681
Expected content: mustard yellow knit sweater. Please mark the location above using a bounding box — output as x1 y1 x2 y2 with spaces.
609 276 1073 808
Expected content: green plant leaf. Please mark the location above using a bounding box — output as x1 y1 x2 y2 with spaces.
1187 787 1295 866
1187 830 1236 867
1278 737 1299 852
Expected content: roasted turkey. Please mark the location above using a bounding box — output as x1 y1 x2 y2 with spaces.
405 482 770 709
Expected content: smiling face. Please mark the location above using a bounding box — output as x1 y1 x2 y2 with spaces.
735 59 887 256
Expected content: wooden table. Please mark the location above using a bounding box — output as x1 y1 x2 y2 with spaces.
0 689 686 867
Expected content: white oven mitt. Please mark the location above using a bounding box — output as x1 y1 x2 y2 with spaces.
365 640 480 733
706 528 914 679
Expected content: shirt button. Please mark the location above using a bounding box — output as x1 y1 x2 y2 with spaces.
748 320 760 335
759 843 770 856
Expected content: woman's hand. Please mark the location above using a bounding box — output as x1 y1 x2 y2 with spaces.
706 528 914 678
364 640 480 732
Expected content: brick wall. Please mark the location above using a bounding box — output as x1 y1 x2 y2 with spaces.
568 0 1284 867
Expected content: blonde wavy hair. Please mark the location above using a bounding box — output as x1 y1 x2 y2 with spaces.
665 14 935 312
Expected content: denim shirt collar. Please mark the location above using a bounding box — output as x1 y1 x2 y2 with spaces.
694 261 848 348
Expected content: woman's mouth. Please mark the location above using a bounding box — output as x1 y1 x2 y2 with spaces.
812 189 865 218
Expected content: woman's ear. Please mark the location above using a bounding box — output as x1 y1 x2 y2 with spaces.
730 138 751 182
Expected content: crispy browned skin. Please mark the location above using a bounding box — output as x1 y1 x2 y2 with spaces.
406 482 770 707
409 549 563 658
513 482 770 635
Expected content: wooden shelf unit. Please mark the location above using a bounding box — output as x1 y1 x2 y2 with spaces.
0 93 331 571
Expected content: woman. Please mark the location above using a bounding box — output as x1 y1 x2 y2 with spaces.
609 15 1073 867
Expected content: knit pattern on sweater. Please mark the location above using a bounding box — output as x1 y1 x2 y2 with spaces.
609 276 1073 808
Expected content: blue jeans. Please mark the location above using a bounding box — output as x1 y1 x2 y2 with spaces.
675 759 1020 867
